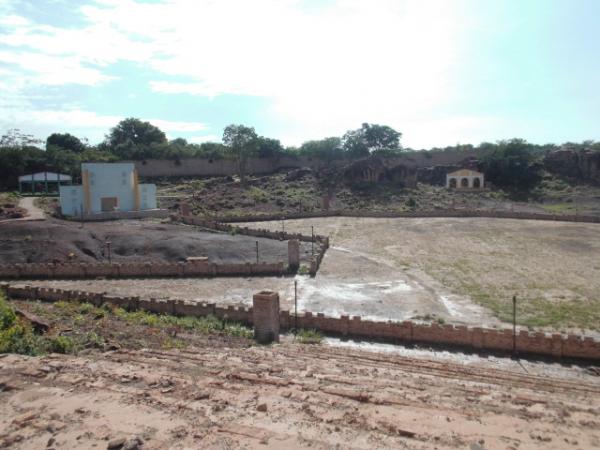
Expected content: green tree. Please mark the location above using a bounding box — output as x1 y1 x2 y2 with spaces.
342 123 402 158
299 137 344 162
222 124 258 185
256 136 284 158
481 139 542 190
103 118 167 159
46 133 86 153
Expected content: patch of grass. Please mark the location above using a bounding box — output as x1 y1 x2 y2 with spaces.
162 337 187 349
540 203 576 214
111 307 253 338
297 265 310 275
249 186 269 203
296 329 323 344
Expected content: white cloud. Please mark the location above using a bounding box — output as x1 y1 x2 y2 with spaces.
0 107 208 143
0 0 476 147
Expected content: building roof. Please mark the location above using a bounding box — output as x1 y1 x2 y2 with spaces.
447 169 483 177
19 172 72 182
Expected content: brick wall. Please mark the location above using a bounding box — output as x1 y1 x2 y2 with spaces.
2 283 599 361
212 209 600 224
0 261 285 280
179 214 330 276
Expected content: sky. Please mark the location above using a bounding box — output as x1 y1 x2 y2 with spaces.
0 0 598 149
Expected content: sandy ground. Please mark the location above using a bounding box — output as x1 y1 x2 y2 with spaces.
22 217 600 333
1 340 599 450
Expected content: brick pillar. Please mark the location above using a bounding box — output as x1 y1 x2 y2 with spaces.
288 239 300 270
179 202 191 217
253 291 280 344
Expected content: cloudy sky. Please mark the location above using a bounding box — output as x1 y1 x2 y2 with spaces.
0 0 598 148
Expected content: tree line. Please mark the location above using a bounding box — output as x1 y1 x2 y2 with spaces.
0 117 598 190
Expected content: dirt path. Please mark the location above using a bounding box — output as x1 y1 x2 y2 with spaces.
0 197 45 224
0 341 598 449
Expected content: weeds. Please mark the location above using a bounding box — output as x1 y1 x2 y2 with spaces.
0 294 253 357
296 329 323 344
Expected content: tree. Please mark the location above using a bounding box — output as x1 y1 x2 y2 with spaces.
342 123 402 158
481 139 542 190
46 133 86 153
103 118 167 158
222 124 258 185
256 136 284 158
0 129 42 148
299 137 344 162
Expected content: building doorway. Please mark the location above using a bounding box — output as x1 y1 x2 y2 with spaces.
101 197 118 212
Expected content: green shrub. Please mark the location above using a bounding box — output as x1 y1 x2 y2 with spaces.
0 323 42 355
46 335 75 354
249 187 269 203
0 294 16 330
297 329 323 344
297 265 310 275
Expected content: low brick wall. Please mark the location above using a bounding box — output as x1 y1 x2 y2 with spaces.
180 214 330 276
212 209 600 224
0 261 285 280
3 283 599 361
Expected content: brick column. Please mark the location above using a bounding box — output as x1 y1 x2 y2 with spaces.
179 202 191 217
253 291 280 344
288 239 300 270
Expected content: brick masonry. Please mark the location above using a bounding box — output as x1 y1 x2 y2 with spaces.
2 283 599 361
0 260 285 280
253 290 280 344
179 212 330 276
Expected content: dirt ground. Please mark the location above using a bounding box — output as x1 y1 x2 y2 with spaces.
1 337 599 449
25 217 600 334
0 219 310 265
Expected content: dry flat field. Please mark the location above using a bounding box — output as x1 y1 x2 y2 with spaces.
20 217 600 333
248 216 600 332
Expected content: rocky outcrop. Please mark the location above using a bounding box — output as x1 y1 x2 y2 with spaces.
543 149 600 184
342 157 417 187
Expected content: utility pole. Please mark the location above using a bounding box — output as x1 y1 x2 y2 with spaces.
294 279 298 335
106 241 112 264
311 225 315 256
512 295 517 356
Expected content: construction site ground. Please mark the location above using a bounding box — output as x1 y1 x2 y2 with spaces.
1 331 599 449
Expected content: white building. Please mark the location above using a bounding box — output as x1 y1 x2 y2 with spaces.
446 169 485 190
59 163 157 217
